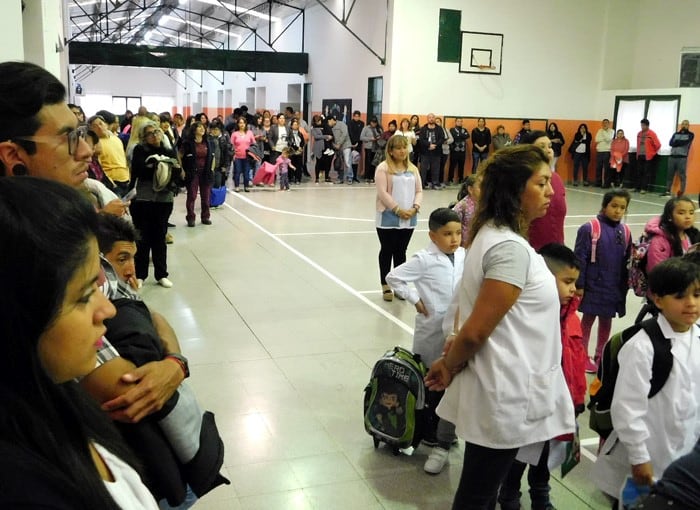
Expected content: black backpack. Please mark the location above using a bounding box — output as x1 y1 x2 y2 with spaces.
588 319 673 439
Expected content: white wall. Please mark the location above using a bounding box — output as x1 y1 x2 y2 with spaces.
175 1 387 116
62 0 700 123
388 0 610 119
625 0 700 89
76 66 177 114
1 0 24 61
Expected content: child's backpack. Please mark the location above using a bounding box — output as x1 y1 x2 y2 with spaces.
588 218 631 264
628 232 652 296
588 318 672 439
363 346 427 453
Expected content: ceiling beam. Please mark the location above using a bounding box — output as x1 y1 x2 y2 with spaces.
68 41 308 73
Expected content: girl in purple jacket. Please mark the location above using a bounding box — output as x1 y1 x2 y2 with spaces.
574 190 632 372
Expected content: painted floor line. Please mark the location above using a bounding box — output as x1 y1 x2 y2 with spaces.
222 200 415 336
231 190 428 223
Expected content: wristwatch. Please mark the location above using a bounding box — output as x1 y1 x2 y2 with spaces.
165 352 190 378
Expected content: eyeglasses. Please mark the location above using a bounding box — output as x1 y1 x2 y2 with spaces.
13 125 89 156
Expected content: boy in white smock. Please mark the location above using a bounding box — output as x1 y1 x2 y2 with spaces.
386 207 465 474
592 258 700 506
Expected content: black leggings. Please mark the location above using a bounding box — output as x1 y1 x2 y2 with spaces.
376 227 414 284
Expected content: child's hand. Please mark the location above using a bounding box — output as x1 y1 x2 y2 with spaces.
631 462 654 487
415 299 428 316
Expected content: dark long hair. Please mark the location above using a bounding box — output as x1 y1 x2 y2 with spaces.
0 177 138 508
467 145 550 246
659 196 700 256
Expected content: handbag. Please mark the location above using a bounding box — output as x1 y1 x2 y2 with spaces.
372 150 385 167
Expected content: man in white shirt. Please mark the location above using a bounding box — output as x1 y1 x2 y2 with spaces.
595 118 614 187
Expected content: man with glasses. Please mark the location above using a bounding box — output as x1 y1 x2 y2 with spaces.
89 113 131 197
0 60 184 427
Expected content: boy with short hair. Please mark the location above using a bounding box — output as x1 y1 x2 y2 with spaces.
498 243 587 510
592 258 700 503
386 207 465 474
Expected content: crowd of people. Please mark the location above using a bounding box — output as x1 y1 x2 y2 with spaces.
1 57 699 510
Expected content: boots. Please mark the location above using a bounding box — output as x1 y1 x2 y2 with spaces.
382 284 393 302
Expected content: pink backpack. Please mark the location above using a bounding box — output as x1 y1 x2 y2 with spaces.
588 218 631 263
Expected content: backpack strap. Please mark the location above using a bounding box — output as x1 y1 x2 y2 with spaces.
639 318 673 398
589 218 601 263
622 223 632 248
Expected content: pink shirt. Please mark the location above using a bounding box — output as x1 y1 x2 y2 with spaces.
231 130 257 159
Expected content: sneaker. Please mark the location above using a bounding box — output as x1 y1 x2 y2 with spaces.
167 222 176 228
202 219 212 225
187 220 195 227
660 191 671 197
585 358 598 374
157 277 173 288
165 233 174 244
424 447 449 474
323 149 335 156
640 189 646 195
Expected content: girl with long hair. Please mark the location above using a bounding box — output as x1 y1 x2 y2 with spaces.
0 177 157 509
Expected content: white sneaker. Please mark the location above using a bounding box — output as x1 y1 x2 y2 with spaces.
157 277 173 288
323 149 335 156
423 447 449 474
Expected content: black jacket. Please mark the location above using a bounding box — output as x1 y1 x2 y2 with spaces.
180 138 215 185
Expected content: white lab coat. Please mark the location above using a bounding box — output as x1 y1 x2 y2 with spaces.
386 243 466 365
592 315 700 497
437 224 575 448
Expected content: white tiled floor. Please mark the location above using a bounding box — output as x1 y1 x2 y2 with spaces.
138 179 675 509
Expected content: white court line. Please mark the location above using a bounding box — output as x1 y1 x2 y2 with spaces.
223 197 415 336
231 191 428 222
276 229 430 236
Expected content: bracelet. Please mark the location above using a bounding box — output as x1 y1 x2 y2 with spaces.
393 205 400 214
412 203 421 212
165 353 190 379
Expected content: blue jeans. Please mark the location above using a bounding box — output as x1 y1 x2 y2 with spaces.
158 485 198 510
233 158 250 188
667 157 688 193
573 153 589 183
472 151 489 172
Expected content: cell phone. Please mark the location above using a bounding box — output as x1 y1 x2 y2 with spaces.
122 188 137 203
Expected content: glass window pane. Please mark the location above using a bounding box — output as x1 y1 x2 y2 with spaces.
647 99 678 155
616 100 645 152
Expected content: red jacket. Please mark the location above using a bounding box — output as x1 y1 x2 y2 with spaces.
560 295 587 411
636 128 661 161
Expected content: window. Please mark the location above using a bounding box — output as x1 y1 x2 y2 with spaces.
112 96 142 115
367 77 383 125
613 96 680 154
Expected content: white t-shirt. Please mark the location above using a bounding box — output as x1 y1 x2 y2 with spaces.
95 443 159 510
396 130 416 153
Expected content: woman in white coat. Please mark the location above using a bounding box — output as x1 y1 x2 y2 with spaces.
425 145 575 509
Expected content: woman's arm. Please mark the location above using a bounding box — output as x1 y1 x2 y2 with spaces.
425 278 521 390
374 164 396 209
130 144 147 180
